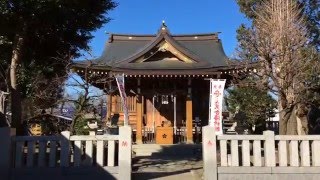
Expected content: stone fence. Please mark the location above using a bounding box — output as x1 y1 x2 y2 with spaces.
202 126 320 180
0 126 132 180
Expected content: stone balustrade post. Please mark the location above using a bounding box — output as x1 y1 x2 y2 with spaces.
119 126 132 180
202 126 217 180
0 128 15 179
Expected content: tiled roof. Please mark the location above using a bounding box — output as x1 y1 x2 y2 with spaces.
81 24 229 71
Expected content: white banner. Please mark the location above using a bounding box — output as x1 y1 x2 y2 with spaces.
115 74 129 126
209 79 226 135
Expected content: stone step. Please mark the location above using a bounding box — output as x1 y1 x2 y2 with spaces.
132 144 166 156
133 144 202 157
133 144 167 156
133 144 163 149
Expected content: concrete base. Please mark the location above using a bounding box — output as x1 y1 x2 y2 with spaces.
219 174 320 180
218 167 320 180
10 167 119 180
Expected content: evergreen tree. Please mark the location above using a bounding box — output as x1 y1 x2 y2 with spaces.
226 86 277 134
0 0 117 132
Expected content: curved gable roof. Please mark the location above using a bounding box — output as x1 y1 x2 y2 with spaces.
94 24 229 70
114 31 202 65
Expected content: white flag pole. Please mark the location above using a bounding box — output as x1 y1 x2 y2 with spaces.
115 74 129 126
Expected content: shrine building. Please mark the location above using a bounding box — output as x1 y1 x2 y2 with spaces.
73 22 251 144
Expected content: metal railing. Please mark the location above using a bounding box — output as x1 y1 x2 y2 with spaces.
142 127 155 144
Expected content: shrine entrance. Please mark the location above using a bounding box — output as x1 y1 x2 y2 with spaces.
146 94 174 129
145 94 185 131
141 78 188 144
144 93 188 144
107 76 211 144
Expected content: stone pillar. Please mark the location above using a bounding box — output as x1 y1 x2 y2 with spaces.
186 78 193 143
119 126 132 180
60 131 70 167
0 128 14 179
202 126 217 180
263 130 276 166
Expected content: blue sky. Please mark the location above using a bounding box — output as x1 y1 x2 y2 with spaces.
82 0 250 59
69 0 250 98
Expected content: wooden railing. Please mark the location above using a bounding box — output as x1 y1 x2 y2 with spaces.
0 126 132 180
115 95 136 112
202 126 320 180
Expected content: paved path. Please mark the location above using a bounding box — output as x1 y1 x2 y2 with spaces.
132 145 203 180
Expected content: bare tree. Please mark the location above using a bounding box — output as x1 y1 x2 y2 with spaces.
64 63 114 135
236 0 320 134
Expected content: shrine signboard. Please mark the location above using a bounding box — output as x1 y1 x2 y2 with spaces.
209 79 226 135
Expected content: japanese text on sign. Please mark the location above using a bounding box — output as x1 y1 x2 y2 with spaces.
209 79 226 135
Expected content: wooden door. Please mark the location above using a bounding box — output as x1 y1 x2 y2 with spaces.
145 96 174 128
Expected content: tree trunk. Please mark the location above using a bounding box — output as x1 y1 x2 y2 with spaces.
286 105 298 135
279 107 286 134
296 103 309 135
280 103 303 135
279 101 298 135
10 34 25 134
279 95 288 135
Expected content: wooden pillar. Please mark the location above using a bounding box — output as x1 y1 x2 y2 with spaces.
136 78 143 144
186 78 193 144
106 94 112 121
106 81 112 122
136 96 143 144
111 95 117 113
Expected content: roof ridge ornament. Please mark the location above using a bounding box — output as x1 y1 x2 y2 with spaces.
162 20 166 28
159 20 170 34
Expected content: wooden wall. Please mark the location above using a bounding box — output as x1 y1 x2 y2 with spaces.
111 95 137 128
